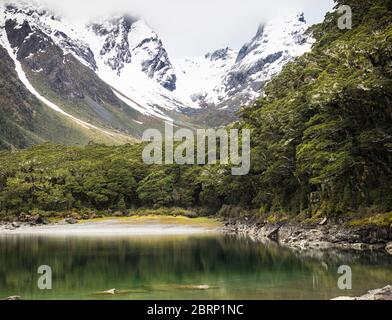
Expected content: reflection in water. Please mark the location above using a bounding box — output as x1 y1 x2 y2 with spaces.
0 234 391 300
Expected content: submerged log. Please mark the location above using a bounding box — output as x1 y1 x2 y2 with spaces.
169 284 214 290
92 288 147 296
2 296 21 300
93 288 117 295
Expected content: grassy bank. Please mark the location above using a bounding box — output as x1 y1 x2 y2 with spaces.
77 215 222 228
217 205 392 229
0 206 217 224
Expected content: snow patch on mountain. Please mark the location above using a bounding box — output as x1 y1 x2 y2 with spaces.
113 89 173 121
173 47 237 108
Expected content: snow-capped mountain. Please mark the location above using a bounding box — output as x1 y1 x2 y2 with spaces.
221 13 312 105
0 0 314 140
0 0 177 148
174 47 238 107
174 13 313 114
0 1 186 122
85 15 185 120
88 16 177 91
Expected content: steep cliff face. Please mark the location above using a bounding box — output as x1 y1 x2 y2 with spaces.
88 16 177 91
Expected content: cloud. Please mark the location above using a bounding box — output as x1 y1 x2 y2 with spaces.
9 0 335 57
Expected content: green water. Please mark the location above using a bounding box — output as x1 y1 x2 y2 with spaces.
0 234 391 300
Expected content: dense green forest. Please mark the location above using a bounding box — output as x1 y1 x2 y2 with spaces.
0 0 391 223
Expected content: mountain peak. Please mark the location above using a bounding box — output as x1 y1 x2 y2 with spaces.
297 12 306 23
2 0 56 20
255 24 265 39
89 13 139 30
205 47 234 61
236 11 310 63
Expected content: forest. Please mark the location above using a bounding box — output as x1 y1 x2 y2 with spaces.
0 0 391 225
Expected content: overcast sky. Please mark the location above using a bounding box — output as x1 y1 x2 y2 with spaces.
19 0 335 57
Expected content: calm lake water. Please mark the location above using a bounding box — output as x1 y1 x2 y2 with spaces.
0 233 391 300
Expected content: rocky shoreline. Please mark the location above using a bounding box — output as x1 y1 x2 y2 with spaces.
2 215 392 254
333 286 392 300
222 219 392 255
0 217 75 233
223 219 392 300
